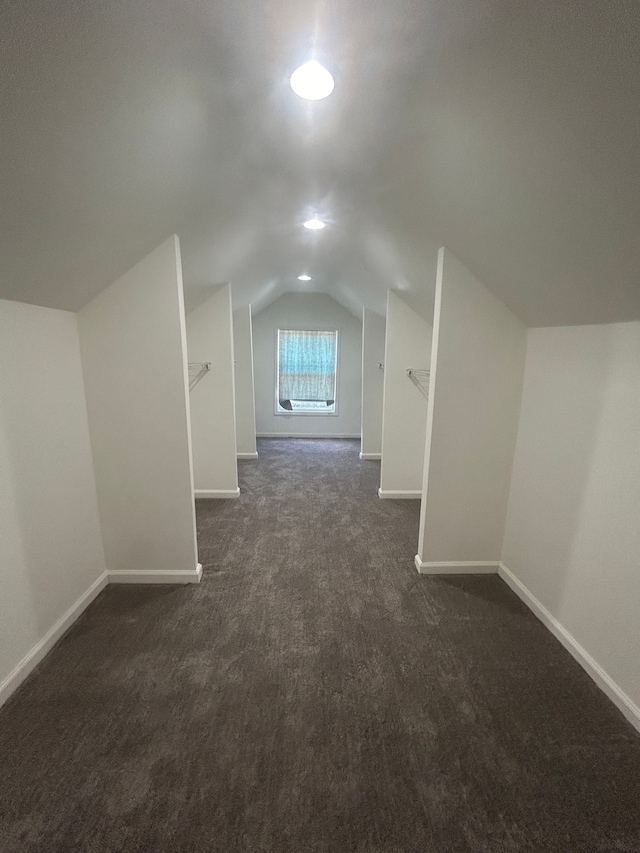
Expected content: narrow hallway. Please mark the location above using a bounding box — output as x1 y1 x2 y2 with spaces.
1 439 639 852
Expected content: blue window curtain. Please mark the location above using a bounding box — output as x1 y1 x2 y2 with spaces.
278 330 337 403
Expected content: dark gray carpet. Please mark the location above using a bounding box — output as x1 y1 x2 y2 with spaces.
1 438 639 852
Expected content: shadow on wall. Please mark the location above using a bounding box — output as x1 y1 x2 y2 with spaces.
503 326 614 616
0 303 106 688
501 322 640 713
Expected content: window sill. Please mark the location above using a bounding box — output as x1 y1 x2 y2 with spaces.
274 410 338 417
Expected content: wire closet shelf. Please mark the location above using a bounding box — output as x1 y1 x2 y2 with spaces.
406 368 430 398
188 362 211 391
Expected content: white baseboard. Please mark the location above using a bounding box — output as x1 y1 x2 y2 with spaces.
378 488 422 499
415 556 499 575
498 562 640 734
109 563 203 585
0 571 109 709
257 433 361 439
194 488 240 499
237 452 258 459
359 452 381 460
0 561 205 710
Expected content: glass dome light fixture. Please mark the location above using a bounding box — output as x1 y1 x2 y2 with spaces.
303 217 326 230
290 60 335 101
297 274 312 281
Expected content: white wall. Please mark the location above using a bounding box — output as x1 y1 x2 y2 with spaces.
360 308 386 459
78 236 200 582
0 300 106 703
502 321 640 722
187 284 239 496
379 291 432 496
252 293 362 438
417 248 526 571
233 305 257 457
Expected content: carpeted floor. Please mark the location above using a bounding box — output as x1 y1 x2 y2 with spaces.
1 438 639 852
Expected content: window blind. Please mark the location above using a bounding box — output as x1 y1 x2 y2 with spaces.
278 330 337 403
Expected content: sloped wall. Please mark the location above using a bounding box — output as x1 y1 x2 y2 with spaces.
78 236 199 582
233 305 257 457
187 284 239 496
502 321 640 723
361 309 386 459
0 300 106 704
379 292 432 497
416 248 526 572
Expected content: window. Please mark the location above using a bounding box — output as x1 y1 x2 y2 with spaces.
276 330 338 414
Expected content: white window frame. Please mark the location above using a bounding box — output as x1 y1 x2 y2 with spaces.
275 329 339 416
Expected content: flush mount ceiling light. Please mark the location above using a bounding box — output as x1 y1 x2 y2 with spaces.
297 274 312 281
303 218 326 230
290 60 335 101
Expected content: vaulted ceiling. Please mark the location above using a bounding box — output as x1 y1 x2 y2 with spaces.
1 0 639 326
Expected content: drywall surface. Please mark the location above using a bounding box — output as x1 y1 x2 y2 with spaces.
187 285 239 492
418 248 526 565
252 293 362 437
361 309 386 457
502 322 640 712
379 291 432 493
0 300 106 693
233 305 257 456
78 236 199 577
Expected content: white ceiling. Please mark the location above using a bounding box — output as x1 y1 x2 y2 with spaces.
1 0 639 326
